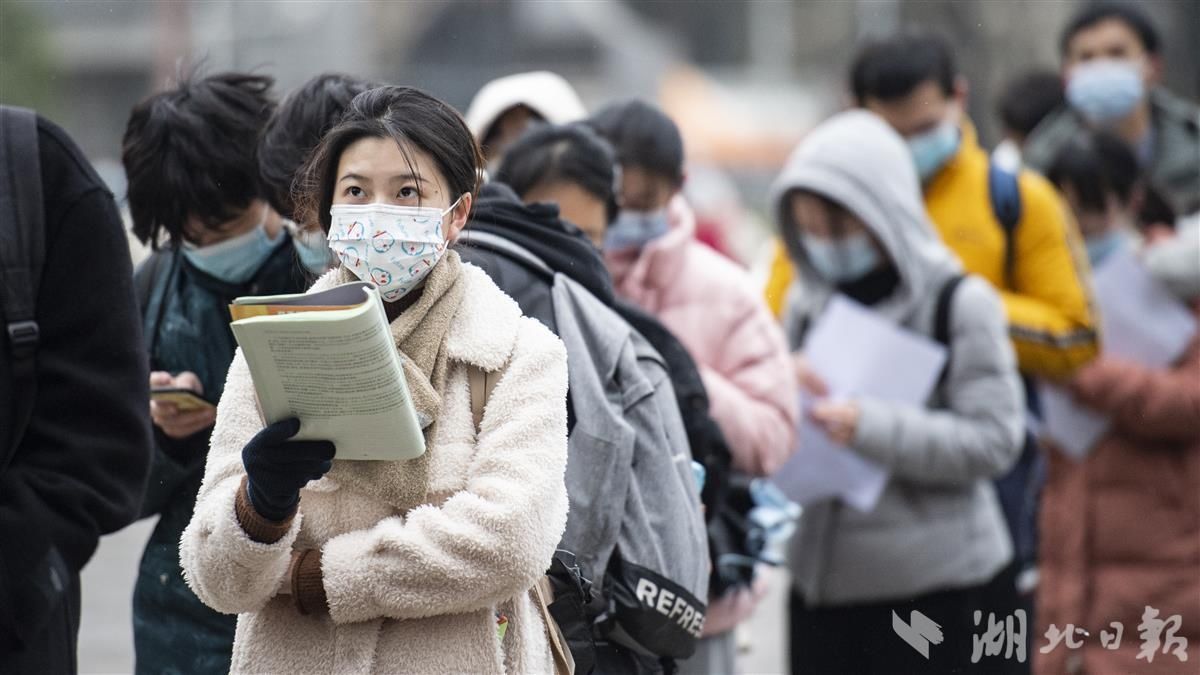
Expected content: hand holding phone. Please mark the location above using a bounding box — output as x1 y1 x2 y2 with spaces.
150 371 217 438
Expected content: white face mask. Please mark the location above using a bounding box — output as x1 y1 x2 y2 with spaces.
327 197 462 302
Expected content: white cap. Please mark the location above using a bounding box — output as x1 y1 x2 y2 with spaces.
465 71 587 141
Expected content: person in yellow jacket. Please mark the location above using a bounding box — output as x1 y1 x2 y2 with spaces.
767 35 1098 383
769 33 1098 675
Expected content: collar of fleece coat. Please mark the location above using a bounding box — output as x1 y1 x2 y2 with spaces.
305 251 523 509
769 109 962 328
308 251 520 374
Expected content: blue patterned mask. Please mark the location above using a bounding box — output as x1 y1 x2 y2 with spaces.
327 197 462 302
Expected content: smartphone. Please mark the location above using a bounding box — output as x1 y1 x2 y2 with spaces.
151 387 215 412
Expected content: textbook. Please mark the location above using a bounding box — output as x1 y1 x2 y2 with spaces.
229 281 426 462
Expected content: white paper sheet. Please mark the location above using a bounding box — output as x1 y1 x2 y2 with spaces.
1039 248 1197 459
1039 387 1109 460
1093 248 1197 367
772 296 947 512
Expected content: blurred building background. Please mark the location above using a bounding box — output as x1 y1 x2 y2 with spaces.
4 0 1196 189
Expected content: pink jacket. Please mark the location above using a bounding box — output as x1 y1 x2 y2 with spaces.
606 196 798 476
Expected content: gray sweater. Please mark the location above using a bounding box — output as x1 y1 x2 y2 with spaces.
770 110 1025 606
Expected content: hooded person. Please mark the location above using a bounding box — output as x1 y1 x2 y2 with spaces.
465 71 587 167
770 109 1024 674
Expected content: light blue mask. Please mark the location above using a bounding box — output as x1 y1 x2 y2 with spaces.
605 208 670 251
1084 229 1130 267
803 233 880 283
292 224 335 274
182 215 283 284
907 122 961 182
1067 59 1144 125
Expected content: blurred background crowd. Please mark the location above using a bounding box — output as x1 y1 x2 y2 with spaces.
1 1 1197 674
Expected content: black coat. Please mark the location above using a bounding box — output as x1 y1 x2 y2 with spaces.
0 115 154 672
131 237 306 675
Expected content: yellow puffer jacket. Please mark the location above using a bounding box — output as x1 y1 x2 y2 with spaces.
766 121 1098 381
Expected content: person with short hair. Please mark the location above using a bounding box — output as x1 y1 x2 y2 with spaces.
257 73 379 276
993 70 1065 171
122 71 308 674
492 122 618 249
1023 1 1200 218
589 99 798 675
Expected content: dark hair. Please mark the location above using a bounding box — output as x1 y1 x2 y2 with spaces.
850 32 956 104
1060 2 1160 57
495 123 619 224
998 71 1065 138
258 73 378 220
122 71 276 247
1046 130 1140 213
294 86 484 232
587 99 684 186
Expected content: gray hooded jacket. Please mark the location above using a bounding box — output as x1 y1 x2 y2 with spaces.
770 110 1024 606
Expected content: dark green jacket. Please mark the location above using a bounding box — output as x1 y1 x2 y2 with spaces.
132 239 306 675
1024 88 1200 218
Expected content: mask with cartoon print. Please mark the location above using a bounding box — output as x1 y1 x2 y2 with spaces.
327 197 461 301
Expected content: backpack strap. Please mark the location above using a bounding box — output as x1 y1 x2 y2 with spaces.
933 275 968 388
468 365 499 433
0 106 45 461
987 161 1022 288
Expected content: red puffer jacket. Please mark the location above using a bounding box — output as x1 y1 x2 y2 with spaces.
1037 305 1200 674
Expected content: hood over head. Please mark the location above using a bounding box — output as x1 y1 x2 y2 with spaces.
465 71 587 142
769 109 960 324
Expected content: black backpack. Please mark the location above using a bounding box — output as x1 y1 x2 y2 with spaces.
0 106 44 469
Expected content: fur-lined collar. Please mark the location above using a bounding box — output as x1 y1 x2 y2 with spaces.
308 256 521 373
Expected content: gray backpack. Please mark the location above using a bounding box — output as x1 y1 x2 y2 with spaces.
465 232 709 663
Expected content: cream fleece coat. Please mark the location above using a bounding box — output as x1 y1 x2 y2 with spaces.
179 262 570 674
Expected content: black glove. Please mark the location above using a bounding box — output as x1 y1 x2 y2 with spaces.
242 418 336 522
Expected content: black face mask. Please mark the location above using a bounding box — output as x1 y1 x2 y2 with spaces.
836 264 900 306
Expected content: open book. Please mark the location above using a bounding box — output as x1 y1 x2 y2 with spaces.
229 281 426 461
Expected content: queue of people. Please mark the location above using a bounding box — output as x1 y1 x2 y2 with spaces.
1 1 1196 674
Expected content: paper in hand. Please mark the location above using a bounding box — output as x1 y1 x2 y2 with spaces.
1040 249 1197 460
772 296 947 512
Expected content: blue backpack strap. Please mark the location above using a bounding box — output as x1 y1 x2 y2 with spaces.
988 161 1022 288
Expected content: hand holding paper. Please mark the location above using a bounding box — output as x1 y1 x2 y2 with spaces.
810 400 860 446
1039 249 1197 460
772 296 948 512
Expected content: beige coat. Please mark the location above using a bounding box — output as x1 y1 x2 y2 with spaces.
179 263 569 674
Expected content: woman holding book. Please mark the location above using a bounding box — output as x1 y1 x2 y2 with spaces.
180 86 570 674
